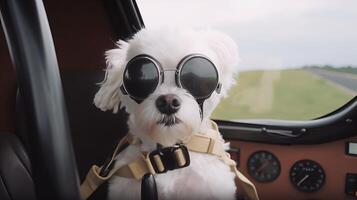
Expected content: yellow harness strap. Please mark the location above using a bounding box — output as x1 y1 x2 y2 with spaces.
80 134 132 199
186 121 259 200
80 121 259 200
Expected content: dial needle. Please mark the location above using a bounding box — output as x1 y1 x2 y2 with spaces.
297 175 309 186
257 161 269 173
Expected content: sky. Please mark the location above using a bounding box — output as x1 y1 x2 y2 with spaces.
137 0 357 71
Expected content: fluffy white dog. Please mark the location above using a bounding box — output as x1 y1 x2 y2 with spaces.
94 27 239 200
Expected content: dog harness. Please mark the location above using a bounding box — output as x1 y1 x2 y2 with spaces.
80 121 259 200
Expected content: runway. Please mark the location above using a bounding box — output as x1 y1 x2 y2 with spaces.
307 69 357 94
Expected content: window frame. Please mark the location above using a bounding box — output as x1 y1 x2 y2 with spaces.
216 96 357 144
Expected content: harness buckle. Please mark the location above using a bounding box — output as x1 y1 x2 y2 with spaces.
149 144 190 174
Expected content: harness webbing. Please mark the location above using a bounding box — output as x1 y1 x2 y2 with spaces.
80 121 259 200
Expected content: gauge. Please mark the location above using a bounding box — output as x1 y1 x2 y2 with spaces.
247 151 281 182
290 159 325 192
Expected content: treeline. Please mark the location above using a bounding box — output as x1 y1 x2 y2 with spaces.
304 65 357 75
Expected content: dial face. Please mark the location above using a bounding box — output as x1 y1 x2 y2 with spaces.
290 159 325 192
247 151 281 182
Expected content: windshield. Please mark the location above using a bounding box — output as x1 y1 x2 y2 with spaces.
137 0 357 120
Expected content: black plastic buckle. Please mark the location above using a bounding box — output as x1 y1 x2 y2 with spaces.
149 144 190 174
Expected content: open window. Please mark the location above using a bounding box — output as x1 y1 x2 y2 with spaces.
136 1 357 199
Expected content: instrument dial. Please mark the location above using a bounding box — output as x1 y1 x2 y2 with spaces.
247 151 281 182
290 159 325 192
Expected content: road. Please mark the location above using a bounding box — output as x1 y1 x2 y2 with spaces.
308 69 357 93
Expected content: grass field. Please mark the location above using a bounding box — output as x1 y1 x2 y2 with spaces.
211 69 355 120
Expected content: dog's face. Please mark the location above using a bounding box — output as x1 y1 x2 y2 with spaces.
94 28 238 146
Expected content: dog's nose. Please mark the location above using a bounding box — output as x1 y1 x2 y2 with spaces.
156 94 181 115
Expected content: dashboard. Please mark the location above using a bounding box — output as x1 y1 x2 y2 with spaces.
228 135 357 200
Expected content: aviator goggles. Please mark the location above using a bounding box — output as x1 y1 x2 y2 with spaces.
120 54 221 104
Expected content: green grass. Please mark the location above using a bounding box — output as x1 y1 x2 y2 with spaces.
212 69 355 120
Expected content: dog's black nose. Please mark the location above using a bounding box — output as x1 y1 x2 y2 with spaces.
156 94 181 115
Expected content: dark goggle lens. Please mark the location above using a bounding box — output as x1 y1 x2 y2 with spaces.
123 57 159 100
179 57 219 99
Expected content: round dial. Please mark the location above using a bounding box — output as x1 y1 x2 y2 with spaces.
247 151 281 182
290 159 325 192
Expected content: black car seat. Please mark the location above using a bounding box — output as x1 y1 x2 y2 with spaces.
0 133 36 200
0 0 142 199
0 13 35 200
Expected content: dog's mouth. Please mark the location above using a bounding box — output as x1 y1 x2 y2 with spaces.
157 115 181 127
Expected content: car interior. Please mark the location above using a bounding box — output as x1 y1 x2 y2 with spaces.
0 0 356 200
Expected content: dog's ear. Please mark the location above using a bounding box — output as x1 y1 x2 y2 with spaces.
94 40 129 113
202 30 239 96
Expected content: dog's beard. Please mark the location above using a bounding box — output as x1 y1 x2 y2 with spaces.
128 91 201 147
157 115 182 126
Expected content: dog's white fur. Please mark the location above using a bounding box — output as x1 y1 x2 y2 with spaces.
94 27 239 200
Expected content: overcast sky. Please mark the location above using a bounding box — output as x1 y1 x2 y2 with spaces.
137 0 357 71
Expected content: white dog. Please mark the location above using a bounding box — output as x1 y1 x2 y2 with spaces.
94 27 240 200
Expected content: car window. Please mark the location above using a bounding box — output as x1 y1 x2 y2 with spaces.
137 0 357 120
